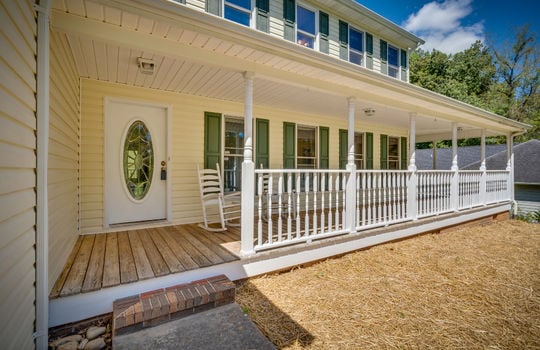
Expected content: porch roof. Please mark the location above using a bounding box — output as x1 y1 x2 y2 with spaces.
51 0 528 140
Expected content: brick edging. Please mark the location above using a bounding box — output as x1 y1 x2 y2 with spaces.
112 275 235 336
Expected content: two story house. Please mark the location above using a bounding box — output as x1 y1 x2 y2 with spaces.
0 0 528 348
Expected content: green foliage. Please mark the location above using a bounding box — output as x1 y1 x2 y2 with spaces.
516 209 540 223
410 26 539 142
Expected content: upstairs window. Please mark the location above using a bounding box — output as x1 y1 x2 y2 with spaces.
349 27 364 65
297 5 316 48
224 0 252 27
388 45 399 78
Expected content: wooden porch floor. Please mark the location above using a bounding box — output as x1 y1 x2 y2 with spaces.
50 224 241 298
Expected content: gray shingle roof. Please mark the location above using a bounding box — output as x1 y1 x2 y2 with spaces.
415 144 506 170
416 139 540 184
463 139 540 184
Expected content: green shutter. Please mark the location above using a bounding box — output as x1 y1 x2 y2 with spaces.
256 0 270 33
283 0 295 42
366 32 373 69
319 12 329 54
256 118 269 168
339 20 348 60
380 134 388 170
283 122 296 168
400 49 408 82
400 137 408 170
365 132 373 169
319 127 329 169
380 39 388 74
339 129 348 169
206 0 221 16
204 112 222 170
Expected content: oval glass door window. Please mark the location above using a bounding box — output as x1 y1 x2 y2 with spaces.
123 120 154 200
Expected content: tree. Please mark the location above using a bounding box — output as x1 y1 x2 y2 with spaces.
489 25 539 141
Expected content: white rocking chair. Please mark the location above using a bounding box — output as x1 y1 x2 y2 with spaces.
197 163 241 232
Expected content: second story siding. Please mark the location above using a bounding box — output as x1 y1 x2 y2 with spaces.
181 0 418 82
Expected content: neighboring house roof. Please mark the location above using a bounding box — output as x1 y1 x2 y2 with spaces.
415 144 507 170
463 139 540 185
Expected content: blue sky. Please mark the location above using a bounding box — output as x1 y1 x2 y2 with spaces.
356 0 540 54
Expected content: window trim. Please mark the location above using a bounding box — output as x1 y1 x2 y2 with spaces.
222 115 245 192
387 135 401 170
223 0 255 28
348 25 365 67
354 131 365 169
387 44 400 79
296 2 319 50
296 124 318 169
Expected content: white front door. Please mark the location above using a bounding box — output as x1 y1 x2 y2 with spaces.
105 100 168 225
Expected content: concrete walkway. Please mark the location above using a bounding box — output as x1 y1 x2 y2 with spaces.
113 303 275 350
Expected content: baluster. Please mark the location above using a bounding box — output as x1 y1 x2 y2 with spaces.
341 173 346 227
257 174 263 247
335 175 340 230
382 172 387 224
392 172 397 222
321 173 326 234
367 173 372 225
267 174 273 244
356 173 360 228
313 173 318 236
287 173 292 241
361 172 366 226
296 173 301 238
328 174 333 232
277 174 283 242
305 174 310 238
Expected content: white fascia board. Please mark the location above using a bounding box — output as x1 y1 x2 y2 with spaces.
56 0 527 134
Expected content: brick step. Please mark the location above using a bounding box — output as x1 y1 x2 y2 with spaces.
112 275 236 336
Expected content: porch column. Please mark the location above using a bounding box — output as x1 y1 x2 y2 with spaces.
240 71 255 257
479 129 487 205
407 113 417 220
450 123 459 211
432 141 437 170
345 97 357 232
506 132 515 202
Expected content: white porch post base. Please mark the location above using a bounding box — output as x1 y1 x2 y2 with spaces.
345 163 357 233
240 161 255 257
407 170 418 220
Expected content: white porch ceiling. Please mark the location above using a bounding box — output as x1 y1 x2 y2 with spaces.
52 0 526 140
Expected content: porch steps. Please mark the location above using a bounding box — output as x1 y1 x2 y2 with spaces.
112 274 236 336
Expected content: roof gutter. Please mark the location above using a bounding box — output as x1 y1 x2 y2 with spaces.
34 0 51 348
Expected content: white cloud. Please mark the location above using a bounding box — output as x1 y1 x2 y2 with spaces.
403 0 484 54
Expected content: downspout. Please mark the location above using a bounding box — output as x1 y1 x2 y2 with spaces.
34 0 52 349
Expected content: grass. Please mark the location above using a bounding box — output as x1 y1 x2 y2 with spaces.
236 220 540 349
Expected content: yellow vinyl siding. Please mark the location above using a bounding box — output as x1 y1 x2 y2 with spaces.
0 0 36 348
80 79 408 232
48 30 81 291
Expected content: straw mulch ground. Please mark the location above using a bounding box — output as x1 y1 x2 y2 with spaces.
236 220 540 349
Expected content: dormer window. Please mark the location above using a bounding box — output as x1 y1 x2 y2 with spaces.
297 5 316 49
224 0 252 27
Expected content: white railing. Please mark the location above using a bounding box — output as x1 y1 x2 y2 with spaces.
417 170 453 217
486 171 510 204
241 168 511 255
254 169 349 251
355 171 409 230
458 171 483 209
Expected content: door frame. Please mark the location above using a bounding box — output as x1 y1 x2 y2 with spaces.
103 97 172 228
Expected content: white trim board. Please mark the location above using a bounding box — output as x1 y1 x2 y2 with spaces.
49 204 509 327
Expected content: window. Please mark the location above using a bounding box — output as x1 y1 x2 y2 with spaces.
354 132 364 169
349 27 364 65
223 117 244 192
388 45 399 78
388 136 400 169
297 5 316 48
297 126 316 169
224 0 252 27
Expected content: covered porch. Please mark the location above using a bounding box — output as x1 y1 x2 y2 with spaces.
46 0 527 329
